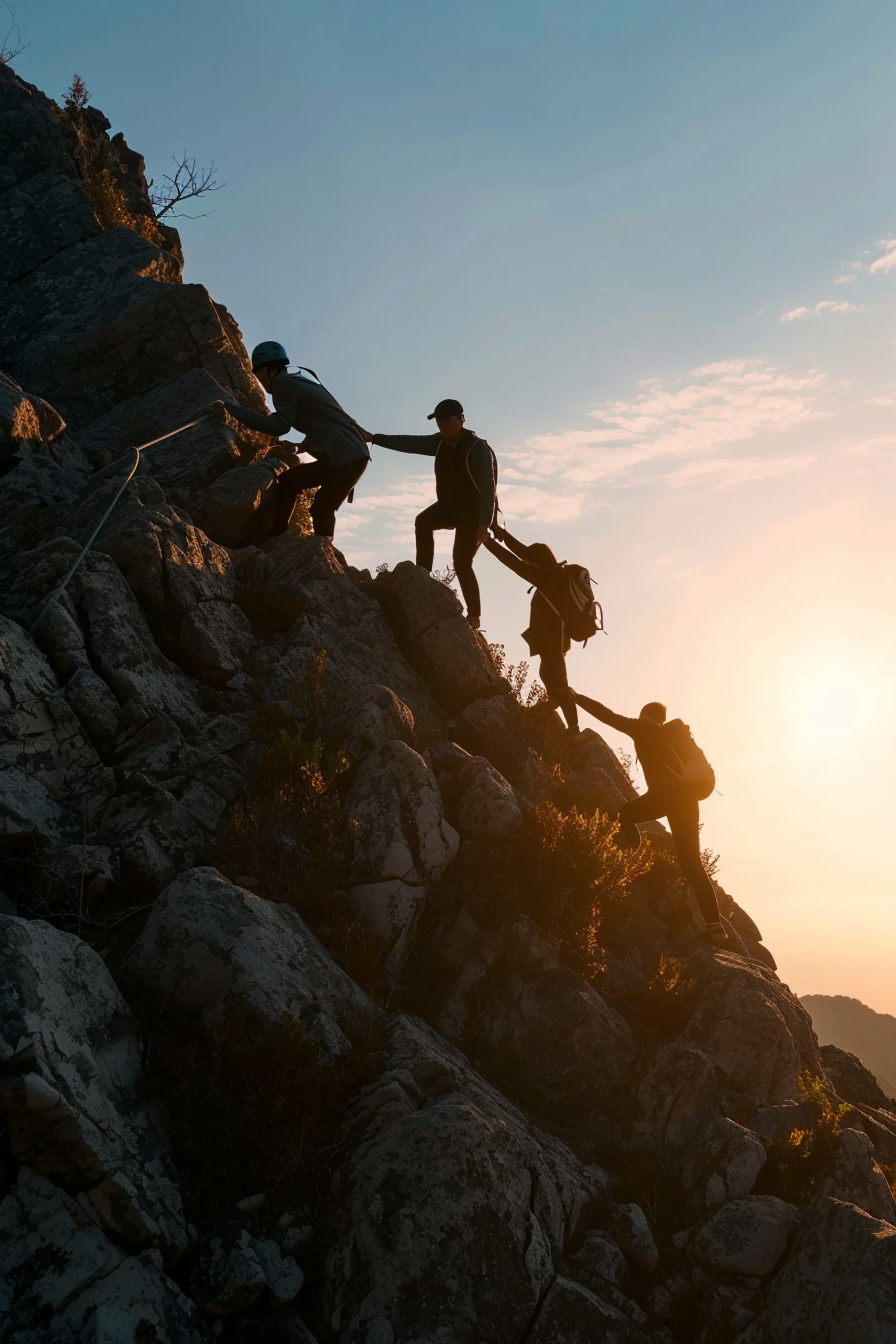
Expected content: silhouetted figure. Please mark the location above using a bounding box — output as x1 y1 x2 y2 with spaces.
483 526 581 733
575 694 726 945
205 341 369 538
369 399 496 629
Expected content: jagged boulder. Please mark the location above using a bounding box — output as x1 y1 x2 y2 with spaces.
0 914 186 1251
736 1198 896 1343
323 1014 612 1344
476 964 637 1108
637 1043 767 1213
373 561 505 712
337 683 417 761
97 497 255 686
694 1196 800 1277
677 953 824 1106
526 1276 672 1343
124 867 376 1060
818 1126 896 1222
188 458 286 548
0 1169 202 1343
344 740 459 965
0 612 115 844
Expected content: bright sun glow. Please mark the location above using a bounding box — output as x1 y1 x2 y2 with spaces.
780 649 887 749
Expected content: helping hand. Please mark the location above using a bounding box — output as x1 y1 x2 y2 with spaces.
490 523 506 541
476 524 491 544
203 400 228 423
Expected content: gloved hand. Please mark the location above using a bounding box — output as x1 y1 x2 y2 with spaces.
203 400 229 422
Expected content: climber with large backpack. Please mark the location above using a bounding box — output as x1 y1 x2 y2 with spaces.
482 525 603 735
573 694 726 946
203 341 370 539
366 399 497 630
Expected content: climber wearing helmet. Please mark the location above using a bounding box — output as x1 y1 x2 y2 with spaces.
204 341 369 538
367 399 497 630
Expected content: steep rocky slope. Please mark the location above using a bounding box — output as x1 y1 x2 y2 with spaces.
2 63 896 1344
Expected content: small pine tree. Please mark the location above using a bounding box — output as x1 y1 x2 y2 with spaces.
64 74 91 111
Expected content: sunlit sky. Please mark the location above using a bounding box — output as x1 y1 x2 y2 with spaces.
19 0 896 1012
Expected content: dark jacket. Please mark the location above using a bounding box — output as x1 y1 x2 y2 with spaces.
483 533 571 657
225 371 369 468
577 699 680 792
371 428 496 527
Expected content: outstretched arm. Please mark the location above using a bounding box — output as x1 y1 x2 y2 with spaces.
482 535 543 586
492 525 531 562
370 432 440 456
575 693 641 737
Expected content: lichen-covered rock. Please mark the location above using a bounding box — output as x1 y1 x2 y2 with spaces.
373 561 505 712
694 1196 800 1277
345 740 459 886
338 683 417 761
678 955 824 1106
0 1169 202 1343
0 914 186 1251
736 1198 896 1343
636 1043 767 1212
188 458 285 548
97 498 255 685
323 1015 612 1344
453 750 524 840
123 866 376 1060
527 1275 672 1343
476 964 636 1107
818 1126 896 1222
187 1226 267 1316
0 613 115 841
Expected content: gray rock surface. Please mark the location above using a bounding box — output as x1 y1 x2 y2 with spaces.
0 1169 201 1344
694 1196 800 1276
0 913 186 1251
323 1015 612 1344
736 1198 896 1343
124 866 376 1059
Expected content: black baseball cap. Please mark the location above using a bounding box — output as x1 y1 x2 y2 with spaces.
427 398 464 420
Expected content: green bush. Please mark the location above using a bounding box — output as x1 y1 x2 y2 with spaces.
756 1069 852 1205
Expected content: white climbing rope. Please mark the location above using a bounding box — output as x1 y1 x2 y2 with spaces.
30 417 205 635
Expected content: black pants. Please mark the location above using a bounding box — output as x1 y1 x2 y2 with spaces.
618 788 720 925
415 500 481 622
538 646 578 731
273 457 368 537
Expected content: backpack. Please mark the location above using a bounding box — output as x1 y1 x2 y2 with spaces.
537 562 604 644
663 719 715 800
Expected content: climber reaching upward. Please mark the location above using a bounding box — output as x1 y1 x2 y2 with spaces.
574 694 726 945
482 526 584 734
367 399 496 630
204 341 369 539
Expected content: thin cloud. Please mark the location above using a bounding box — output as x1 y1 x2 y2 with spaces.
507 358 828 491
869 238 896 275
843 436 896 458
865 395 894 407
781 300 864 323
660 454 817 489
834 274 858 285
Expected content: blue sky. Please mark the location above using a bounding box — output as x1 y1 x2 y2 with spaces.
16 0 896 1010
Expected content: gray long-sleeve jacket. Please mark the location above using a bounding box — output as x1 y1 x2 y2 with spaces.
225 371 369 468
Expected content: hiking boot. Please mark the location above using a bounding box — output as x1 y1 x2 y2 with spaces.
616 821 641 850
699 922 728 948
465 613 481 631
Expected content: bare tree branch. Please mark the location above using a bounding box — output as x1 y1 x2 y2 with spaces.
0 1 27 65
148 154 224 220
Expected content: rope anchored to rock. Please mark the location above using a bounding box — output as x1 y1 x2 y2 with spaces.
30 418 205 636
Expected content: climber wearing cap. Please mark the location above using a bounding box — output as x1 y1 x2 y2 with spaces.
368 400 497 630
204 342 369 538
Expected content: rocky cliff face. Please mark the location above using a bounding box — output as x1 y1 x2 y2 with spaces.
2 63 896 1344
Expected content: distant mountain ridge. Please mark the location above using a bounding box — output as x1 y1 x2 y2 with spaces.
801 994 896 1099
